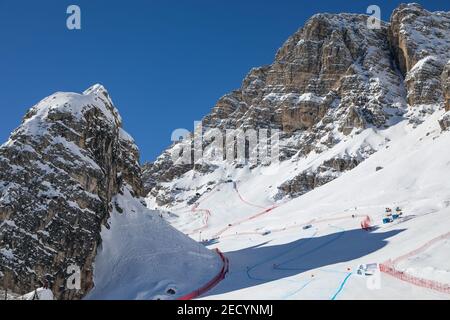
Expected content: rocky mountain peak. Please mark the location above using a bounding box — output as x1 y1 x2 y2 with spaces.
389 2 450 74
144 4 450 206
388 4 450 107
0 85 143 299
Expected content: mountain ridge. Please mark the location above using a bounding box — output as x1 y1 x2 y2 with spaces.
143 3 450 207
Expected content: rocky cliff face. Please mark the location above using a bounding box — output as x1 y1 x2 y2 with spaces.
439 61 450 130
0 85 143 299
390 4 450 107
144 3 450 206
443 61 450 112
203 12 405 132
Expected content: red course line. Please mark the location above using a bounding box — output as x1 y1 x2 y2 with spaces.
177 249 229 300
233 182 267 210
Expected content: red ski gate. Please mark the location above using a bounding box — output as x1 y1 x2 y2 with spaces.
360 215 372 230
177 249 229 300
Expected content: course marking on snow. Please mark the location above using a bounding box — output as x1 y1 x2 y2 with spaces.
331 272 353 300
243 224 357 299
246 229 319 281
188 185 224 235
183 181 381 300
283 279 315 299
273 226 346 270
199 181 359 299
233 181 268 210
177 249 229 300
211 181 289 238
330 273 352 300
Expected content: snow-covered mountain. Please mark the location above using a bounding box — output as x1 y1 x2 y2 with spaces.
1 3 450 301
144 4 450 207
143 4 450 299
0 85 221 299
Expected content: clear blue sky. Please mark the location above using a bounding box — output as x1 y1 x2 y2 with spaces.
1 0 449 162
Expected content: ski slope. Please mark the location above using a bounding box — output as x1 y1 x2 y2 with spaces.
149 106 450 299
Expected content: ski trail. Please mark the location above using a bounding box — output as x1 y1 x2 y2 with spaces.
233 181 268 209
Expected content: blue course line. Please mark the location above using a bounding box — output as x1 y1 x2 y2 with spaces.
331 273 352 300
276 266 348 275
246 225 349 301
283 279 315 300
247 226 346 280
275 226 345 270
246 229 319 281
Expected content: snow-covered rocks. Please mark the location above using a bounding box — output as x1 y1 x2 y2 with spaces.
0 84 144 299
0 85 221 300
405 56 445 106
442 61 450 112
438 61 450 131
19 287 54 300
390 4 450 108
389 3 450 75
439 113 450 131
144 6 413 205
144 4 450 209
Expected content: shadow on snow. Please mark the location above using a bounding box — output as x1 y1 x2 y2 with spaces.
203 227 405 296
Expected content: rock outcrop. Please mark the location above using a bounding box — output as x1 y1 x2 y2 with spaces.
438 61 450 131
439 113 450 131
202 13 405 132
443 61 450 112
0 85 143 299
389 3 450 107
405 56 445 106
275 156 363 199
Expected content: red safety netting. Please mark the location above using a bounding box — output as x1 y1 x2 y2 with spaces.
380 232 450 295
380 262 450 294
391 232 450 265
177 249 229 300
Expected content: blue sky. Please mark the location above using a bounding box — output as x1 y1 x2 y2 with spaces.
1 0 449 162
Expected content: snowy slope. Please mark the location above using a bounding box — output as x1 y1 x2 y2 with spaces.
147 106 450 299
86 185 222 300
